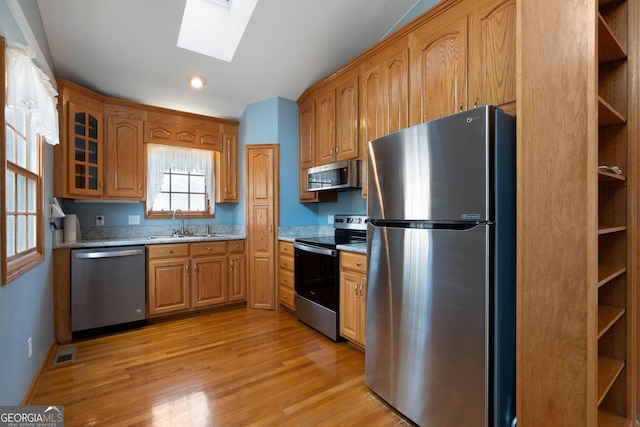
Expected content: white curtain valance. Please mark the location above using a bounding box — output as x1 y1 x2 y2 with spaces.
147 144 215 215
5 41 59 145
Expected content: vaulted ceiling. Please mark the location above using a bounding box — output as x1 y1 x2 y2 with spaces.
37 0 435 120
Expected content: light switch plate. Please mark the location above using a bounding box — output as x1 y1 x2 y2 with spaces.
128 215 140 225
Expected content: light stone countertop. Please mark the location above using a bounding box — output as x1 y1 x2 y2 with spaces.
337 243 367 254
53 225 246 249
54 233 246 249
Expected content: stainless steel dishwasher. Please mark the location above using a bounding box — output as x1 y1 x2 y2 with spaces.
71 246 146 333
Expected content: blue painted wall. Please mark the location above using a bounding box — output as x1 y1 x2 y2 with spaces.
241 97 321 226
1 2 56 405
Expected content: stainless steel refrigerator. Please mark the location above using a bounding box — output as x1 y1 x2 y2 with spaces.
365 105 516 427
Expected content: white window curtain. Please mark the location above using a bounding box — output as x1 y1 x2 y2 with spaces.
147 144 215 214
5 41 59 145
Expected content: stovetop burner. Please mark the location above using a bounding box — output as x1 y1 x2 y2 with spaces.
294 235 365 249
294 214 367 249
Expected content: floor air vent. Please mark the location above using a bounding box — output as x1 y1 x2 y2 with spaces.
53 346 77 365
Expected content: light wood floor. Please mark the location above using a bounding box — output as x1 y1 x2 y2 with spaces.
30 307 412 426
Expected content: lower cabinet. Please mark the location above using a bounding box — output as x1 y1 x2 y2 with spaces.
339 251 367 348
228 240 247 302
278 241 295 310
191 241 228 308
147 240 246 317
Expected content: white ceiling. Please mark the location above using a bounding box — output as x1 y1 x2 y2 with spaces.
36 0 427 121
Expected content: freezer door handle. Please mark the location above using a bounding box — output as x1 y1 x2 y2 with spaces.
73 249 144 259
369 219 487 230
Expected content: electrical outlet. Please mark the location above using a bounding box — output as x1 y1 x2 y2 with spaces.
128 215 140 225
328 215 334 224
27 337 32 359
96 215 104 226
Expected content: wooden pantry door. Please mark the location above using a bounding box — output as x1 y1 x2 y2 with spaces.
246 145 279 309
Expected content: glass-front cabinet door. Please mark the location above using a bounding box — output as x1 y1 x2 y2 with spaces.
68 101 103 197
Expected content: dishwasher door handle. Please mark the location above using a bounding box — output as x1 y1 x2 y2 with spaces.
73 248 144 259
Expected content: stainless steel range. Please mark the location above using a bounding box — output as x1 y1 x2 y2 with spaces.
294 214 367 340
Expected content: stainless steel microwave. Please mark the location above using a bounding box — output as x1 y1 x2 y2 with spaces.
306 159 361 192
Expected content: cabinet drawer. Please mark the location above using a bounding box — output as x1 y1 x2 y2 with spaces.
147 243 190 259
279 241 294 256
340 251 367 273
228 240 245 254
279 269 294 289
279 285 295 310
191 241 227 257
279 254 294 272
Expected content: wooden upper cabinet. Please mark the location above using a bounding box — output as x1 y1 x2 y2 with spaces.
144 114 199 147
335 74 359 161
298 94 316 169
67 100 105 198
199 123 222 150
469 0 517 116
216 127 239 203
362 35 410 144
144 111 223 151
361 36 410 198
410 15 468 125
105 103 144 199
316 84 336 165
54 80 106 199
316 68 360 165
144 120 175 144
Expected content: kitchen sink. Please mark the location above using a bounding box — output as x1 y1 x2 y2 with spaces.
147 233 223 240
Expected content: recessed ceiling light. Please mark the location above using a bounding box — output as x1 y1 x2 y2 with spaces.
187 74 207 89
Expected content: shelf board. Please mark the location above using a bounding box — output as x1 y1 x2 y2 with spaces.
598 305 625 338
598 356 625 405
598 225 627 235
598 170 626 182
598 13 627 63
598 265 627 288
598 0 625 7
598 96 627 126
598 408 632 427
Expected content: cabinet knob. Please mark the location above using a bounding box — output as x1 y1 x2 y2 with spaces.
168 249 174 253
474 97 479 108
356 261 362 267
208 247 212 251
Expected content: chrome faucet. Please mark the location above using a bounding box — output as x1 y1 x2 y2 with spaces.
172 209 185 235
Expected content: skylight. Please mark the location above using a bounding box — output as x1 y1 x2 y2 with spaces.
177 0 259 62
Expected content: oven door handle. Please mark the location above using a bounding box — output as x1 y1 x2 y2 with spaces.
294 242 338 257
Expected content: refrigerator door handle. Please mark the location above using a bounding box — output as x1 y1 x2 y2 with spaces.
369 219 488 230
